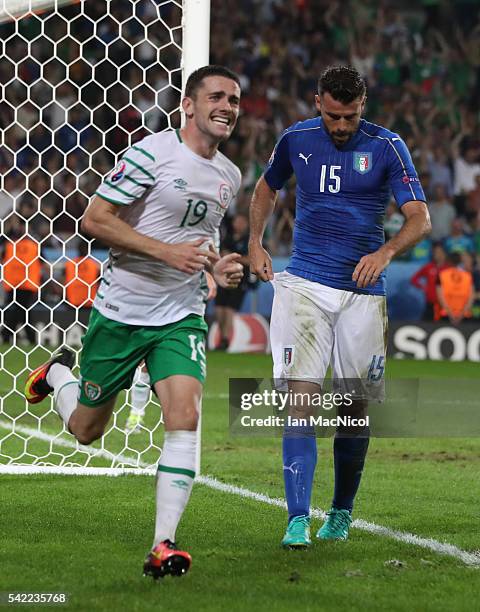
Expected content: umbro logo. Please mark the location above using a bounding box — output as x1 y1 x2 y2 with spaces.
171 479 189 490
299 153 312 165
174 178 188 191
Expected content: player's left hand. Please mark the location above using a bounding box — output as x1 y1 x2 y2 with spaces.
213 253 244 288
352 248 392 288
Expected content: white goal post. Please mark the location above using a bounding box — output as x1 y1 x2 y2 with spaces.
0 0 211 476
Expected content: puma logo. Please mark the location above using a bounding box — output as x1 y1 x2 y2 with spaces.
283 461 301 474
299 153 312 165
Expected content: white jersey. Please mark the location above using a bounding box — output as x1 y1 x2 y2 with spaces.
94 130 241 326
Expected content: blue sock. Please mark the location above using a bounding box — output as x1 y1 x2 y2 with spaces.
283 425 317 522
332 434 370 513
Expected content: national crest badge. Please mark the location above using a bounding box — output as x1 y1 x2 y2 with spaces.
283 346 294 367
84 381 102 402
353 152 372 174
218 183 233 209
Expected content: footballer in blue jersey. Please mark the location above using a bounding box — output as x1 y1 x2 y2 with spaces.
248 66 431 546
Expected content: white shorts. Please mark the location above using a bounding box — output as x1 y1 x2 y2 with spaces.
270 271 387 398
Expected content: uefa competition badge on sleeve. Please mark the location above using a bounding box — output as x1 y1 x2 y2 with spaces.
110 160 126 183
353 152 372 174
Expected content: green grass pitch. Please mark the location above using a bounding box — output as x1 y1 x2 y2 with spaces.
1 349 479 611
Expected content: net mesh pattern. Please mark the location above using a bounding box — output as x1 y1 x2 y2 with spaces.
0 0 185 469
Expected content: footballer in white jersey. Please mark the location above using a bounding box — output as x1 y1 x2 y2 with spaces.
24 65 244 578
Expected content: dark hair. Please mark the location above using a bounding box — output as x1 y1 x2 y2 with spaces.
185 65 241 99
318 66 366 104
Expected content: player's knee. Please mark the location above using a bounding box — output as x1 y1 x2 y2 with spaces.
75 428 103 446
180 406 198 429
163 405 198 430
70 422 104 445
74 432 92 446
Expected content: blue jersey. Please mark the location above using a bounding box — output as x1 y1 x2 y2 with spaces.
264 117 426 295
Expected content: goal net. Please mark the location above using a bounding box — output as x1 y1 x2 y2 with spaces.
0 0 210 475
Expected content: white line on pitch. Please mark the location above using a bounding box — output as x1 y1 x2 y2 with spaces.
0 420 479 567
0 420 156 469
197 475 480 568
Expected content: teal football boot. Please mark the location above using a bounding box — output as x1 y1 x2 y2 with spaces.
281 515 311 548
316 508 352 541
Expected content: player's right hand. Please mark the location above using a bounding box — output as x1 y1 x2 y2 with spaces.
160 238 219 274
248 241 274 282
205 271 217 300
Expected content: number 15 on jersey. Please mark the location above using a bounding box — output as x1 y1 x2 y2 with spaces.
319 165 341 193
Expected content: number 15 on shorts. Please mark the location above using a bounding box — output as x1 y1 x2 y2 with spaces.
367 355 385 382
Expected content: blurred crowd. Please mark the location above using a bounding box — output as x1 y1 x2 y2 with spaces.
2 0 480 317
211 0 480 265
0 0 183 248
